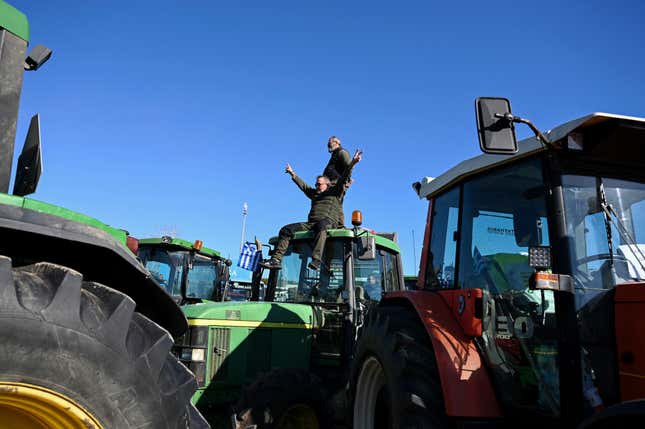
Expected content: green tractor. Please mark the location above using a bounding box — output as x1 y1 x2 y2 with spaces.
136 236 233 305
0 2 208 427
168 213 404 427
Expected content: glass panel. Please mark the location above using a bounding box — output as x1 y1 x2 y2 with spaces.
138 247 186 296
426 188 459 289
186 254 220 299
562 175 645 300
354 249 387 302
458 157 560 417
227 281 253 301
274 239 345 303
382 251 401 292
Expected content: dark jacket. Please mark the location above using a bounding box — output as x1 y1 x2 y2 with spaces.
293 160 356 224
323 147 351 183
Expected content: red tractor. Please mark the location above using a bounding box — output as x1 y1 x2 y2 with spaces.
350 98 645 428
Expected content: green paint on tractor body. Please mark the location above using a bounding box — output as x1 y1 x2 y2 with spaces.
281 227 401 254
181 301 314 404
0 0 29 42
139 237 222 259
20 195 127 242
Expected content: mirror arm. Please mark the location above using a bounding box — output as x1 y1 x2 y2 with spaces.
495 113 550 147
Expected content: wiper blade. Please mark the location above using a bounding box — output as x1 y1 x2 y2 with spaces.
598 180 645 277
597 180 617 285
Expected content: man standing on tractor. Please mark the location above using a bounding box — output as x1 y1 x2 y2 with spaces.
324 136 351 183
259 149 362 271
324 135 352 227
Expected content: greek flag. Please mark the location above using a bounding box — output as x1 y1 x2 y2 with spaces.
237 242 262 272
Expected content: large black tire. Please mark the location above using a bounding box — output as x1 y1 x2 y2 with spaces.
351 306 449 429
0 257 209 428
235 368 332 429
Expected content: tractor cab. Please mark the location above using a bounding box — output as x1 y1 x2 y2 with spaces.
414 98 645 425
136 236 232 303
260 221 404 366
265 229 401 306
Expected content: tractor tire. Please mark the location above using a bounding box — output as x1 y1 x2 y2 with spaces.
235 368 332 429
351 306 449 429
0 257 209 429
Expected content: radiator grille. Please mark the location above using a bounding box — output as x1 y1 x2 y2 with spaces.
209 327 231 380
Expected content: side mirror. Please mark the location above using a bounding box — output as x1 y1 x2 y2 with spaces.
475 97 518 154
24 45 52 71
13 114 42 197
357 236 376 260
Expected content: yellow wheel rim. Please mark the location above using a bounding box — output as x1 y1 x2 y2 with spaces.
277 404 319 429
0 381 103 429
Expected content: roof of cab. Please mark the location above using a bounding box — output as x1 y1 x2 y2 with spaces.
268 228 401 253
414 112 645 200
138 237 223 259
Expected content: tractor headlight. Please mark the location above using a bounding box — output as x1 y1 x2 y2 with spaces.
172 325 210 387
191 348 205 362
178 346 205 362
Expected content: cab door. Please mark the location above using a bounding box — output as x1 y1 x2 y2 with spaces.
426 157 562 419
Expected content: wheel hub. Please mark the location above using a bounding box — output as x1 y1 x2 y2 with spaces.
0 381 103 429
278 404 319 429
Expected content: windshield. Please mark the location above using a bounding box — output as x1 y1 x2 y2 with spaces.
273 239 345 304
562 175 645 306
186 254 220 300
138 247 187 296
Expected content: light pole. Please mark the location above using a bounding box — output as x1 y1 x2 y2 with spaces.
240 202 248 251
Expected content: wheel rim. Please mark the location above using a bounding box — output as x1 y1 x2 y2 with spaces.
277 404 319 429
353 356 387 429
0 381 103 429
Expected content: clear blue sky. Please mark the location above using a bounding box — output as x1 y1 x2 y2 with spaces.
11 0 645 279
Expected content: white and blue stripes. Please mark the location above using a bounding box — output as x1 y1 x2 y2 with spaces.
237 242 262 272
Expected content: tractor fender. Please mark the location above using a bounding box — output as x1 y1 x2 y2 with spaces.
0 203 187 337
381 290 502 418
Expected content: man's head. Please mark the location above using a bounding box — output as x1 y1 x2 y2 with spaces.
367 274 378 284
315 175 331 193
327 136 341 153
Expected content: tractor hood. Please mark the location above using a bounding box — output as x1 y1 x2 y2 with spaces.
182 301 315 330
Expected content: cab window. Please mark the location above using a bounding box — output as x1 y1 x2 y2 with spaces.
274 239 345 303
354 247 400 302
425 187 460 289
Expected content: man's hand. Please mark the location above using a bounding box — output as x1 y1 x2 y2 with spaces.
352 149 363 164
285 163 295 177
